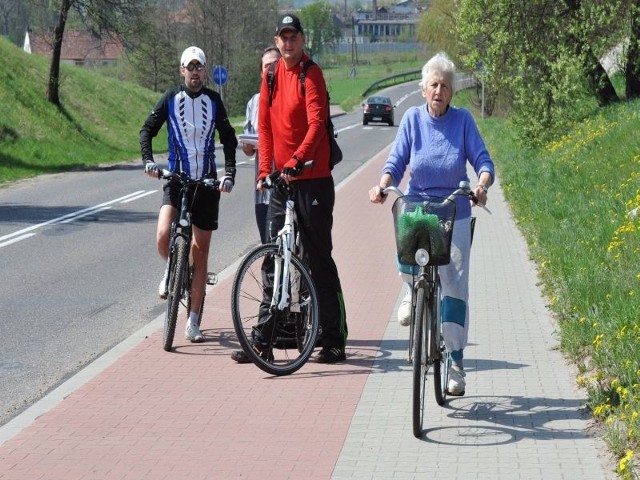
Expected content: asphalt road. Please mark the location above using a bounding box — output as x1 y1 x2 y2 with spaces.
0 81 422 426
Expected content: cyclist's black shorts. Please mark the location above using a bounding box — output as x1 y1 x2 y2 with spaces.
162 180 220 231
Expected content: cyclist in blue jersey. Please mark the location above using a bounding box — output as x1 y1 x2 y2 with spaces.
140 46 238 343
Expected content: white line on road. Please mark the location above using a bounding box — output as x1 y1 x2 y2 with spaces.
0 190 153 248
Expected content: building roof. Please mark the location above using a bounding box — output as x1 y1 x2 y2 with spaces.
24 30 124 62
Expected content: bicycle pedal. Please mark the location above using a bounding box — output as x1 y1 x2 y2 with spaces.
207 272 218 285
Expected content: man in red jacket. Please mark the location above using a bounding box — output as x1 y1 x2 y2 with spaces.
256 13 348 363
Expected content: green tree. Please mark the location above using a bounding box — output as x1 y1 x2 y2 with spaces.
416 0 459 58
625 0 640 98
298 2 342 62
126 0 181 93
455 0 637 144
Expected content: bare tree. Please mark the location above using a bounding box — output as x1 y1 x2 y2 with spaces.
46 0 149 106
0 0 32 44
185 0 277 114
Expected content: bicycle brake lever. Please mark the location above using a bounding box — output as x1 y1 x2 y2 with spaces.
475 202 492 214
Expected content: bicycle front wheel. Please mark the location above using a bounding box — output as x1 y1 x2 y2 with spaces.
412 286 428 438
432 280 449 406
164 236 188 352
231 244 319 376
185 265 205 328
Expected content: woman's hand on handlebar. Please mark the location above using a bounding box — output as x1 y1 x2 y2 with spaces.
369 185 388 204
470 185 486 206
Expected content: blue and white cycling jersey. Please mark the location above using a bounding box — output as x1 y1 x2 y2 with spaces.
140 85 237 180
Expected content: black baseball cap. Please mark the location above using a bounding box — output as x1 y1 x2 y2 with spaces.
276 14 303 35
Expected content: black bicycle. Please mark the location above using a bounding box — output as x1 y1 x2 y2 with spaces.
230 169 320 376
157 169 220 352
384 181 490 437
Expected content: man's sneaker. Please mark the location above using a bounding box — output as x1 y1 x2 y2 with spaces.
231 350 252 363
447 365 466 396
397 291 412 326
158 266 169 299
316 347 346 364
185 323 204 343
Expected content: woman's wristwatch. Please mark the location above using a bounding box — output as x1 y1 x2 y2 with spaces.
477 184 489 193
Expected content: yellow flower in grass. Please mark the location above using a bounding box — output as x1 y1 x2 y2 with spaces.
617 326 628 339
593 402 612 418
617 386 630 400
617 450 634 477
593 333 604 349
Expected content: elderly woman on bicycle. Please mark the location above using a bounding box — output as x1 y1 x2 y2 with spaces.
369 52 495 396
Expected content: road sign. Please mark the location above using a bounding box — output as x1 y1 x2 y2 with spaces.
212 65 228 86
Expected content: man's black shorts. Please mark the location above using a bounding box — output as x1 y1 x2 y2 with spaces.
162 180 220 231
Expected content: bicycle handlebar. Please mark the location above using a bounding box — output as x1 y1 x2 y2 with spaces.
158 169 221 189
263 161 315 189
383 181 492 214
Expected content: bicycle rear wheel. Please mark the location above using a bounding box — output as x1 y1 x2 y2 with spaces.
231 244 319 376
412 286 428 438
164 236 188 352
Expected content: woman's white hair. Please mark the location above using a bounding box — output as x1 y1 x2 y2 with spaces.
418 52 456 93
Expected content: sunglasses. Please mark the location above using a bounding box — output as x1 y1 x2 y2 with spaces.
184 63 205 72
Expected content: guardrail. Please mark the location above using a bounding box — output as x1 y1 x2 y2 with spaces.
361 71 478 98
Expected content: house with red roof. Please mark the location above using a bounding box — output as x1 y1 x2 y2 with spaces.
23 29 124 67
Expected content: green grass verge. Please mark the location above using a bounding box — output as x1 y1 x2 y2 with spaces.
1 36 427 185
0 37 162 185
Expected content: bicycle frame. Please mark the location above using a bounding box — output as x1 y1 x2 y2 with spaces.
272 197 296 312
158 169 219 351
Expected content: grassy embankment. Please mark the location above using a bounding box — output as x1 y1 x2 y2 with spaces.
0 36 422 185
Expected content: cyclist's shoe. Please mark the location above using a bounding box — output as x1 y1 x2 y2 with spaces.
397 291 412 326
185 322 204 343
316 347 346 364
231 350 252 364
447 365 466 396
158 266 169 299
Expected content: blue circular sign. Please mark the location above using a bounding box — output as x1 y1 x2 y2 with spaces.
212 65 228 85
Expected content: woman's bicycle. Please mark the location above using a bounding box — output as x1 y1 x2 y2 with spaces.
231 167 320 376
384 181 490 438
157 169 220 352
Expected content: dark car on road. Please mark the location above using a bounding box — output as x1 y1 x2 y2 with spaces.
362 96 395 126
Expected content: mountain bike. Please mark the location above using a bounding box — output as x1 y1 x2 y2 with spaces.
384 181 490 438
231 167 320 376
157 169 220 352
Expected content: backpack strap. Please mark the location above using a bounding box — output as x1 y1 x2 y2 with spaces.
299 59 316 97
267 61 277 107
268 58 318 106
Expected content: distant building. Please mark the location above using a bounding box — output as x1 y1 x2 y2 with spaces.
347 0 421 43
23 30 124 67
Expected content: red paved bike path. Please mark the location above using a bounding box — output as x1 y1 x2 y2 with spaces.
0 148 399 480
